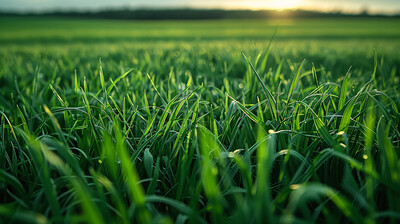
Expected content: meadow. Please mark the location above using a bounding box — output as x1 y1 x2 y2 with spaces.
0 16 400 223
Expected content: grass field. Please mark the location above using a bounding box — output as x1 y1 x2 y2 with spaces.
1 16 400 223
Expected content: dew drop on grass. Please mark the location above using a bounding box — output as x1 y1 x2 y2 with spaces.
290 184 300 190
337 131 345 135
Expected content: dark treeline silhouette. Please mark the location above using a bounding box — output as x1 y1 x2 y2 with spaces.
1 8 399 20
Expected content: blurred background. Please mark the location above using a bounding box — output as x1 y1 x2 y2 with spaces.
1 0 400 14
0 0 399 85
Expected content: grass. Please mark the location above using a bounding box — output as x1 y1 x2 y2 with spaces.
1 16 400 43
0 16 400 223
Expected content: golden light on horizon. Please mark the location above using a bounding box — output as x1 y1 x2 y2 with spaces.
245 0 302 10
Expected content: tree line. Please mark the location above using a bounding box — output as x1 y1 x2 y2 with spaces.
1 9 399 20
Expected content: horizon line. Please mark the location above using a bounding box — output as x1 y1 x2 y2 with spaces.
1 6 400 16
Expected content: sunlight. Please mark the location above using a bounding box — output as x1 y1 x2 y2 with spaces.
270 0 301 9
247 0 301 10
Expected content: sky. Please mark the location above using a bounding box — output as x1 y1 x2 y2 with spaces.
1 0 400 15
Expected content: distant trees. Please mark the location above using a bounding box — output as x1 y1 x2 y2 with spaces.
0 8 397 20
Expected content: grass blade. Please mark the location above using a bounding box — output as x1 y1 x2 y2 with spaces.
242 52 278 121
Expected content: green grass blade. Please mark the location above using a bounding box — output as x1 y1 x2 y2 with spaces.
254 127 275 223
114 120 151 223
338 66 352 111
286 59 305 106
107 68 135 94
242 52 278 121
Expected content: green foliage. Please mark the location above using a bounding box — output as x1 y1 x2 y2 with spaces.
0 17 400 223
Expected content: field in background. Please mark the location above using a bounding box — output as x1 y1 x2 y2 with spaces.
2 16 400 42
1 16 400 223
1 16 399 74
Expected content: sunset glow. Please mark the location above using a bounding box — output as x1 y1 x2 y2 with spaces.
1 0 400 15
268 0 301 10
245 0 301 10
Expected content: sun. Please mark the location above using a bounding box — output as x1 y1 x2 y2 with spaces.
247 0 301 10
270 0 301 9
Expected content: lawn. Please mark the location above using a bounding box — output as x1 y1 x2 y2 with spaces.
0 16 400 223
